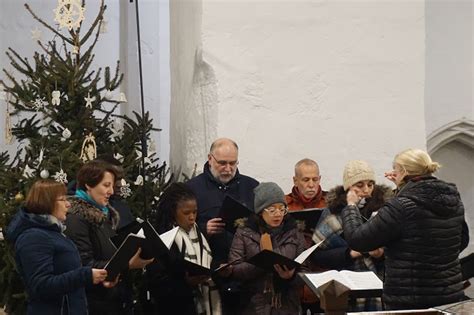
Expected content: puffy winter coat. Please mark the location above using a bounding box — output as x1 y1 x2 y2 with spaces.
342 176 468 310
228 216 307 315
6 208 91 315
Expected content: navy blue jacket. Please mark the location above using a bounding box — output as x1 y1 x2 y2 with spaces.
6 208 91 315
187 162 259 265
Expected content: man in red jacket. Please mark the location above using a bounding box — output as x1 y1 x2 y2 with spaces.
286 158 327 210
286 158 327 314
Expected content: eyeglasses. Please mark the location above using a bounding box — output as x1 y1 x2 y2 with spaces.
210 153 239 167
263 207 288 216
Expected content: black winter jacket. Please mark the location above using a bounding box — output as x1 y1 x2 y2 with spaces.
187 162 259 265
64 197 126 314
342 176 468 310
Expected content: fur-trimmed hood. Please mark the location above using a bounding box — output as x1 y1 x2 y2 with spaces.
326 184 393 215
68 197 120 229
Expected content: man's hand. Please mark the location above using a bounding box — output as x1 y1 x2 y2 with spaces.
274 264 295 280
206 218 225 235
350 249 363 259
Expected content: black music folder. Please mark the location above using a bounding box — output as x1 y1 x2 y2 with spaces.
111 220 178 260
218 195 253 232
105 233 144 281
246 241 322 272
288 208 324 232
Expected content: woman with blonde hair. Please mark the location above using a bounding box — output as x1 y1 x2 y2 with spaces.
342 149 469 310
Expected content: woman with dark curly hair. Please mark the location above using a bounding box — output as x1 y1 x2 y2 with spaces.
146 182 222 315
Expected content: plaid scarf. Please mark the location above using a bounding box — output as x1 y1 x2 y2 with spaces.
312 207 382 311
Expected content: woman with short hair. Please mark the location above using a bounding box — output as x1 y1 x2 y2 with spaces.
342 149 469 310
6 179 108 314
65 160 153 314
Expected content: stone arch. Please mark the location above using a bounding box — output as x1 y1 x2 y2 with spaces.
427 118 474 154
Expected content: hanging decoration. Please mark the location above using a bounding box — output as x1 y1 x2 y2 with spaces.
53 0 85 31
119 179 132 198
113 152 124 163
104 89 113 99
31 27 42 41
109 119 124 140
84 92 95 108
22 165 35 178
14 192 25 202
33 97 47 111
62 128 71 139
51 90 61 106
134 175 144 186
118 92 127 103
40 169 50 179
4 93 13 144
53 168 68 184
99 19 108 34
80 133 97 162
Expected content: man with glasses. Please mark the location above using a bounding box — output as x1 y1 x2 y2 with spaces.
187 137 259 314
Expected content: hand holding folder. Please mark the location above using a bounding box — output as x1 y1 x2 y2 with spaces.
246 240 324 272
105 225 179 281
218 196 253 233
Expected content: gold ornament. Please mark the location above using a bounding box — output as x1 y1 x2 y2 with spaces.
80 132 97 162
15 192 24 202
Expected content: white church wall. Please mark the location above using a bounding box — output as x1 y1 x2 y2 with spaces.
171 0 427 192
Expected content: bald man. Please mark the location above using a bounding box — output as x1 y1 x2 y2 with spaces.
187 138 258 314
286 158 327 210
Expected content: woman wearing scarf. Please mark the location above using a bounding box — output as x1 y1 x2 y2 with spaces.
6 179 108 314
146 182 222 315
228 182 307 315
311 160 392 311
342 149 469 310
64 160 153 314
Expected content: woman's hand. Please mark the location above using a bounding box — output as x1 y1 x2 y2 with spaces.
128 248 155 270
369 247 384 259
91 268 108 284
274 264 295 280
346 188 360 206
350 250 362 259
103 275 120 288
217 263 233 278
384 171 397 183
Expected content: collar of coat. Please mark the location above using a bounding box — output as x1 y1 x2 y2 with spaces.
326 184 393 215
68 197 120 229
203 161 242 188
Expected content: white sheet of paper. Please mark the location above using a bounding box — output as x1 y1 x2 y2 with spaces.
159 226 179 249
304 270 382 290
135 228 145 238
295 239 325 264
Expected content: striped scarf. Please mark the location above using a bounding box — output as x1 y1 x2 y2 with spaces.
175 224 222 315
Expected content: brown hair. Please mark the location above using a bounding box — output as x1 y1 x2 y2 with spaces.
25 180 67 215
77 160 118 191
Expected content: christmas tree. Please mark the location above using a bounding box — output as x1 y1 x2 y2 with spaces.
0 1 170 313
